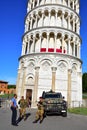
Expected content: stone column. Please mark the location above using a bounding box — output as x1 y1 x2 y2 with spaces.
35 13 38 28
62 12 64 28
72 0 74 10
16 69 21 95
27 37 30 54
16 69 23 101
68 0 70 7
77 72 82 102
28 3 31 11
68 37 71 55
68 14 70 30
77 43 79 58
21 43 24 55
26 37 28 53
73 38 75 56
37 0 39 6
28 20 30 30
67 69 72 108
76 21 79 34
43 0 45 4
54 34 57 52
42 11 44 26
49 11 51 26
27 40 29 54
78 44 80 58
55 11 58 25
51 67 57 92
32 36 35 52
39 34 42 52
30 16 33 29
46 33 49 52
62 34 64 53
33 66 40 107
78 23 80 34
21 67 26 96
33 1 34 8
62 0 64 5
76 40 78 58
73 16 75 32
76 0 78 13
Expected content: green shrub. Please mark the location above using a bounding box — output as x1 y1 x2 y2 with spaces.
68 107 87 115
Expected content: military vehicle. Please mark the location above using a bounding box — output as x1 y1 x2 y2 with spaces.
42 90 67 117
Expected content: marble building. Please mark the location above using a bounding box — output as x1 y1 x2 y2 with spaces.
16 0 82 107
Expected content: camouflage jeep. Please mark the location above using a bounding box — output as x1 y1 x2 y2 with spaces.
42 90 67 117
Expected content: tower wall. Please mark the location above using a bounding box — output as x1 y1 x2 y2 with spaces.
16 0 82 108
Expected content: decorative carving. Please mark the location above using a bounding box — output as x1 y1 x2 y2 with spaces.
35 66 40 72
27 77 34 85
28 63 34 71
42 61 50 71
21 62 24 68
72 66 77 74
59 62 66 72
68 69 72 74
51 67 57 72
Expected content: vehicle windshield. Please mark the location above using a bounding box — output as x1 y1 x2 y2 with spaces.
45 93 62 98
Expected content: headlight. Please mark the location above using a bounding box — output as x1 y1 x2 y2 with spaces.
48 100 51 103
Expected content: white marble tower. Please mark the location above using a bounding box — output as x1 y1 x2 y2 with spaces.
16 0 82 107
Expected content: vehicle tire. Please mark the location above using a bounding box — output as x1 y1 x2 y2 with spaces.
62 112 67 117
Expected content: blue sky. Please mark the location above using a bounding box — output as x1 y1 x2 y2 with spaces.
0 0 87 84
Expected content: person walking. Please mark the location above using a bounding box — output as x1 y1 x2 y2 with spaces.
10 94 18 126
18 96 28 121
33 96 44 124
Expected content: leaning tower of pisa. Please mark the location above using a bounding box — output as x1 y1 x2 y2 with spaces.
16 0 82 107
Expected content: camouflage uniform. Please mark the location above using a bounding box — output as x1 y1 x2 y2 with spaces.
18 96 28 120
33 97 44 123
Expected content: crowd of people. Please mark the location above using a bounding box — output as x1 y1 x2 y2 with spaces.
10 94 45 126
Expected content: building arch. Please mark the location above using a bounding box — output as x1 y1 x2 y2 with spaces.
49 32 55 48
26 73 34 84
50 9 56 26
27 59 36 65
40 58 52 65
41 32 47 48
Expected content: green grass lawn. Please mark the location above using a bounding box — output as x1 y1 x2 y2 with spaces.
83 93 87 99
0 93 14 99
68 107 87 115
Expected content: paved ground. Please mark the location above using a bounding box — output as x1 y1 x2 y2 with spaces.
0 107 87 130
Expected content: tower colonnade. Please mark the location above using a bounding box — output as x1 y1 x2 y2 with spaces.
22 29 81 58
28 0 79 14
25 5 80 34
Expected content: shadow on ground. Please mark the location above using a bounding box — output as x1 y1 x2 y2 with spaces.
17 113 31 124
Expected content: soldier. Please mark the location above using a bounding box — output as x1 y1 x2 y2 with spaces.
33 96 44 124
18 96 28 121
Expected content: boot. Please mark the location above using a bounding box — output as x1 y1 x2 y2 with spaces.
33 118 39 123
39 119 43 124
33 120 38 123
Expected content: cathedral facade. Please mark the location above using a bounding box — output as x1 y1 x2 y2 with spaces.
16 0 82 107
